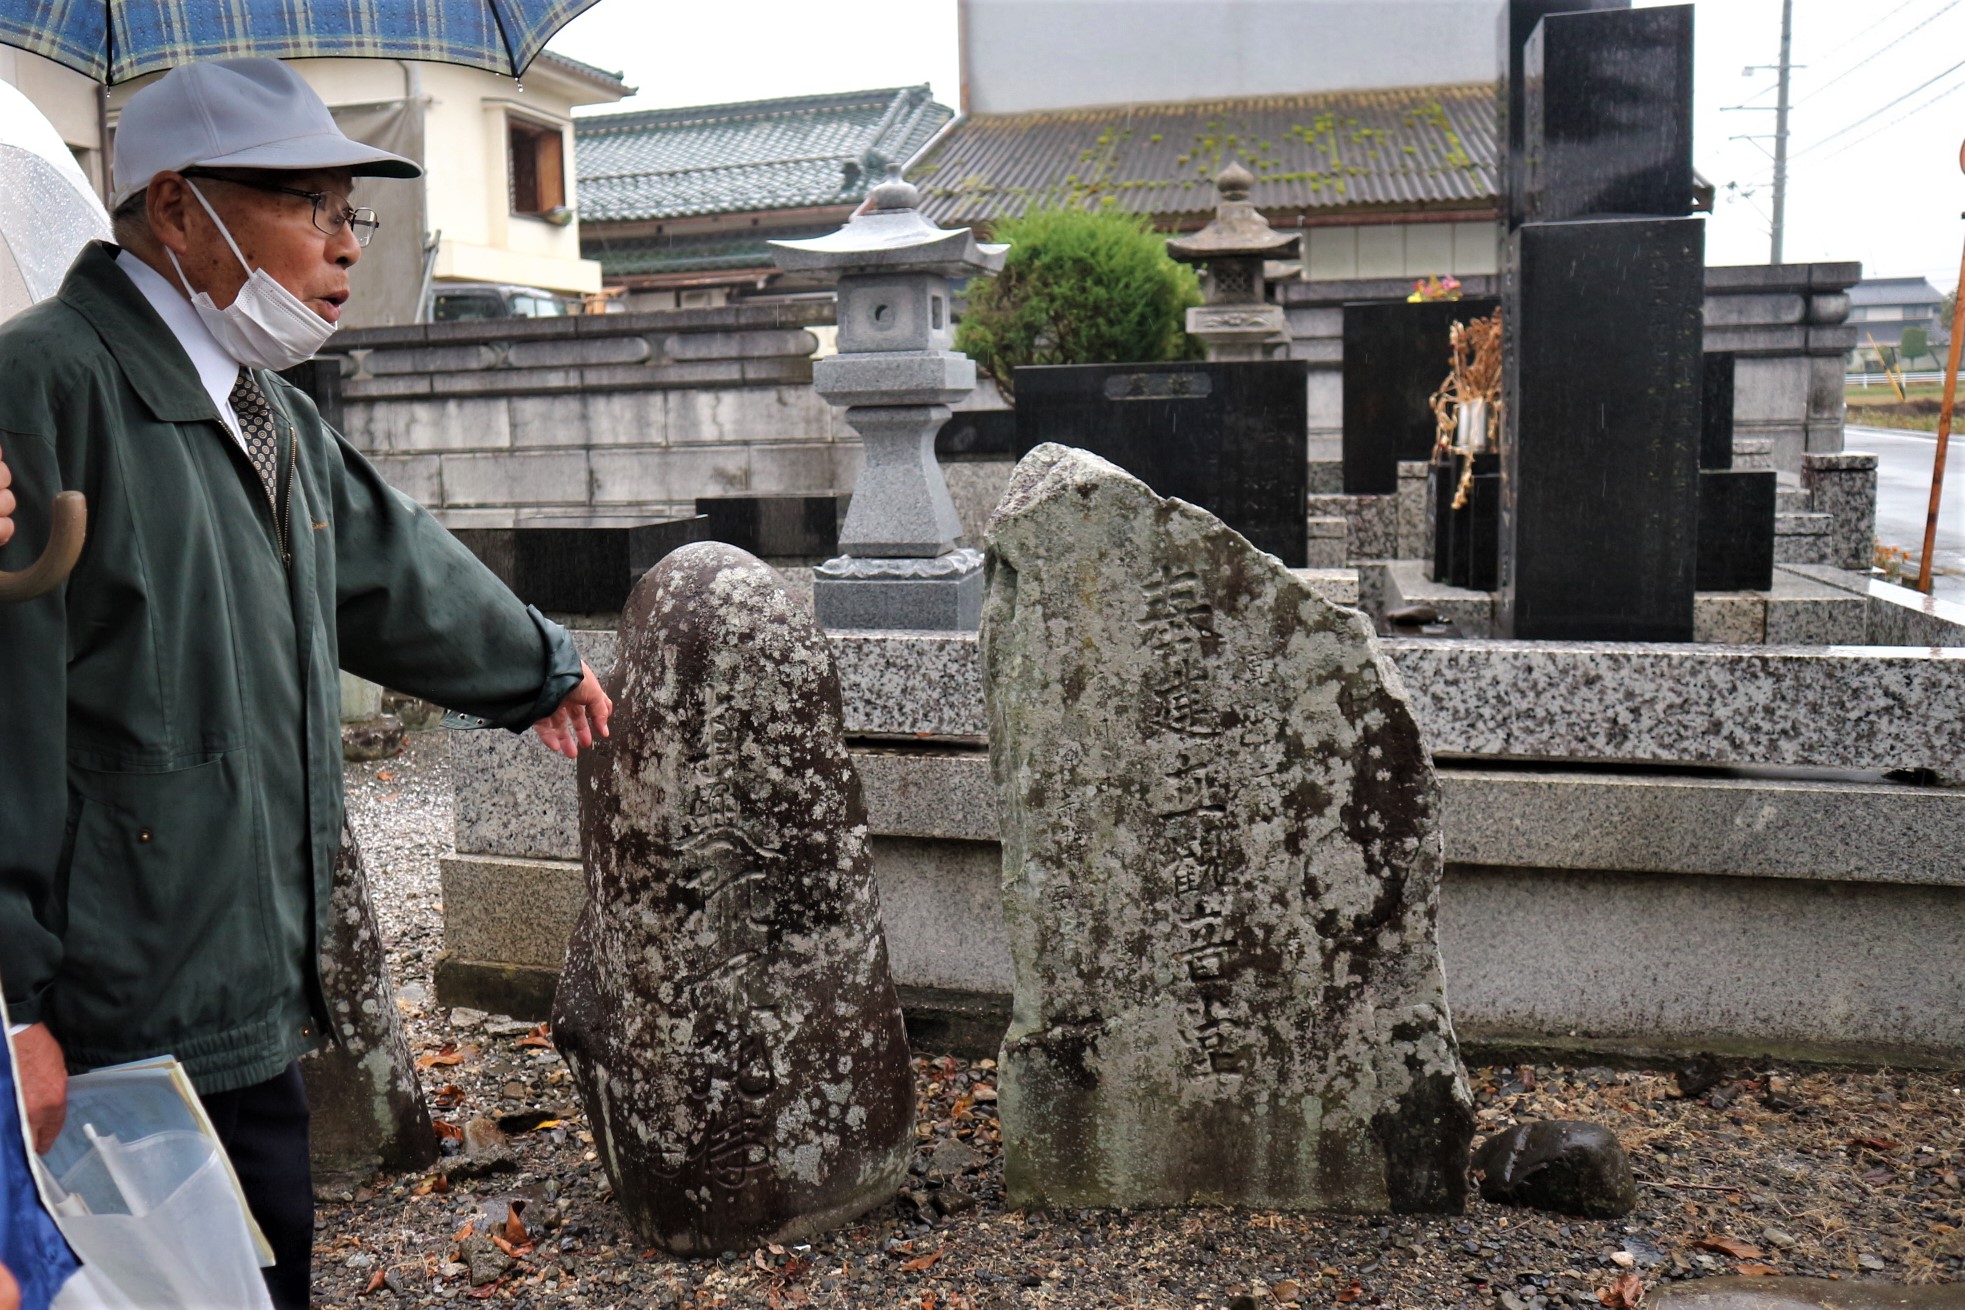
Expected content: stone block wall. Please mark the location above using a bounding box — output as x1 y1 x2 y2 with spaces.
323 304 849 528
437 626 1965 1065
1282 262 1861 478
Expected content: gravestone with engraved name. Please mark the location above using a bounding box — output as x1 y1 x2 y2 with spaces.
983 443 1475 1213
552 542 913 1253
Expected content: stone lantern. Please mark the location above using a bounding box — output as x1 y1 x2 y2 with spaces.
771 169 1008 630
1166 162 1301 361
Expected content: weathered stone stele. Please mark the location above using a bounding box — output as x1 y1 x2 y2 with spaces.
552 542 914 1254
301 821 438 1186
982 444 1475 1213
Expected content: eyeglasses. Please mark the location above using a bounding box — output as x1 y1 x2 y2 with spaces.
182 172 381 247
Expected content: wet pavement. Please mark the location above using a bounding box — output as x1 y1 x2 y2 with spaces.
1846 425 1965 604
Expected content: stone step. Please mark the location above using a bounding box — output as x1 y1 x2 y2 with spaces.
1733 438 1775 471
1776 487 1811 513
1775 510 1832 536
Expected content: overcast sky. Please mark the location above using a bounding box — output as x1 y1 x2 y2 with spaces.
549 0 1965 291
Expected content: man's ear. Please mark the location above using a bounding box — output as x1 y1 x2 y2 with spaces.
146 172 194 257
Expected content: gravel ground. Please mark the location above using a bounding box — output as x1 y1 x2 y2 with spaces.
329 732 1964 1310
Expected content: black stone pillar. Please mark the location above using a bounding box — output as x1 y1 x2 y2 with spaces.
1522 6 1695 225
1701 353 1736 470
1497 0 1631 232
1500 217 1703 641
1696 469 1775 592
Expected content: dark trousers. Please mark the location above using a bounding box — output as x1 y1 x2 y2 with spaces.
200 1062 313 1310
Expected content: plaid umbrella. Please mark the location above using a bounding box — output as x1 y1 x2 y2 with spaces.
0 0 606 84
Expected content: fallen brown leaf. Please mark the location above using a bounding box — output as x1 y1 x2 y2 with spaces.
1336 1282 1365 1304
360 1269 386 1296
1598 1273 1644 1308
503 1204 527 1245
375 771 394 782
1695 1237 1765 1260
900 1250 943 1273
1736 1264 1780 1277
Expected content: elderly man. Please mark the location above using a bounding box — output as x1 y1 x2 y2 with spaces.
0 59 611 1308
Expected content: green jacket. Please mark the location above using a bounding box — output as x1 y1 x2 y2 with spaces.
0 243 580 1094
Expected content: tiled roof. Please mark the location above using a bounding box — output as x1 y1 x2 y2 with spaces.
582 226 839 279
911 84 1498 229
1849 277 1943 307
575 85 954 223
533 49 633 97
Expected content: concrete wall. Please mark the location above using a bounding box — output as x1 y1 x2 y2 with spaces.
961 0 1500 114
325 303 847 526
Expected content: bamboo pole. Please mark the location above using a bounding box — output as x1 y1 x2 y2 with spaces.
1918 220 1965 595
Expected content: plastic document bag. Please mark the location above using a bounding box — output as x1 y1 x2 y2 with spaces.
31 1058 273 1310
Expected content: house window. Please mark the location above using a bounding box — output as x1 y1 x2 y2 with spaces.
508 116 565 216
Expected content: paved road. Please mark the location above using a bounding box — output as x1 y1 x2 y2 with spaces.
1844 424 1965 604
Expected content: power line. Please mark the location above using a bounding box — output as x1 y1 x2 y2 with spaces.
1814 72 1965 162
1795 53 1965 156
1797 0 1961 106
1832 0 1927 52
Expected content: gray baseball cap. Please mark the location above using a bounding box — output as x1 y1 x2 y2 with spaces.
112 57 420 207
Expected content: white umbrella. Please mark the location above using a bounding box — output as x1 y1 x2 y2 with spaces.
0 78 101 600
0 75 109 324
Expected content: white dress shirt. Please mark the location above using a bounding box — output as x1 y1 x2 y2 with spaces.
113 248 247 447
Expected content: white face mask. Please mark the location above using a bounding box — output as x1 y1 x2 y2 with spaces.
165 181 338 371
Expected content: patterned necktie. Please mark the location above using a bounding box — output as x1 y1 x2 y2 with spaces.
227 368 282 508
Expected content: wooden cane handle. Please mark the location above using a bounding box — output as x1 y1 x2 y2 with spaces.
0 491 87 603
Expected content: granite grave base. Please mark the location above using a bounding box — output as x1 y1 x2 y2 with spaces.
812 549 985 631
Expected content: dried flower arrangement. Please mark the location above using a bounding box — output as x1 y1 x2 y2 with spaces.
1429 307 1504 510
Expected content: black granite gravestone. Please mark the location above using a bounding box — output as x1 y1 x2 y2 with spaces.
451 517 712 613
1432 455 1501 592
1701 353 1736 470
1500 217 1703 641
1343 299 1500 495
1013 361 1310 567
936 409 1018 462
694 495 851 559
1696 469 1775 592
1522 6 1695 224
1497 0 1631 231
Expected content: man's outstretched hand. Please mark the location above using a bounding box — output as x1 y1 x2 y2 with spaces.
532 660 611 759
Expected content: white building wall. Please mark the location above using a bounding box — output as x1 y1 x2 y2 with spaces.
961 0 1499 114
1300 221 1498 281
0 47 107 196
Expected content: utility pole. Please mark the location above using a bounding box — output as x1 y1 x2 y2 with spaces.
1770 0 1794 263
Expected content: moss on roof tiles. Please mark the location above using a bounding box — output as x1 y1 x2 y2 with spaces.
912 84 1499 227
